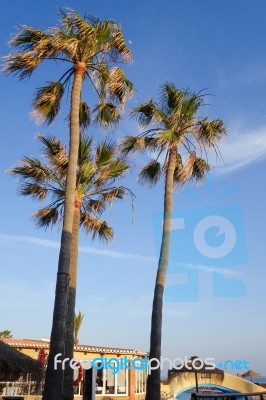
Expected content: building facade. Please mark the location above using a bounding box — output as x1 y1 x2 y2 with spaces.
1 338 148 400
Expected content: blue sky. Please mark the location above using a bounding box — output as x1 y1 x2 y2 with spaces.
1 0 266 376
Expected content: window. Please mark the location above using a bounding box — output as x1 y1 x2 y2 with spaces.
94 361 128 396
135 365 148 394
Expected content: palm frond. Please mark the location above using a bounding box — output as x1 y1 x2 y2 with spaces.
4 27 64 79
100 187 128 203
93 101 120 128
130 100 156 127
138 160 162 187
108 67 134 108
180 89 203 122
108 25 133 63
178 151 197 182
18 182 47 200
3 53 42 79
160 82 183 114
96 160 129 184
84 199 105 215
39 135 68 176
79 100 90 130
190 157 211 182
173 153 184 187
197 118 227 146
155 129 181 145
95 140 117 167
120 136 146 154
10 157 53 182
31 81 64 125
74 311 84 338
33 206 60 228
70 11 97 36
80 214 114 242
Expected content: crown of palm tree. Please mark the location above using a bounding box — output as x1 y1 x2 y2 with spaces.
10 135 133 241
121 83 226 187
4 9 134 128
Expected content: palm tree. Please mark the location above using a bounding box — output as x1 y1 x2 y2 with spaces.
0 330 13 339
121 83 226 400
4 10 133 399
10 134 133 399
74 311 84 345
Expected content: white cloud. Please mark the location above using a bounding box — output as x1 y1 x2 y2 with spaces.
0 233 156 263
211 125 266 174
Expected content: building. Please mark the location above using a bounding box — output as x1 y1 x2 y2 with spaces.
1 338 148 400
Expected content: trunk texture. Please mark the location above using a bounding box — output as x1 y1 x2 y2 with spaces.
63 204 80 400
43 63 85 400
145 149 176 400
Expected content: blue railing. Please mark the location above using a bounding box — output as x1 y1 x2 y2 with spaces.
192 391 266 400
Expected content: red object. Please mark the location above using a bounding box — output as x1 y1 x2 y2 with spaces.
73 363 83 386
38 348 46 365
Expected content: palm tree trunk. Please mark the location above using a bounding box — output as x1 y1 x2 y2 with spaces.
63 203 81 400
145 148 176 400
43 63 86 400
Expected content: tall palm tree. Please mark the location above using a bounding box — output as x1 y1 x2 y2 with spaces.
74 311 84 345
121 83 226 400
10 134 133 399
4 10 133 399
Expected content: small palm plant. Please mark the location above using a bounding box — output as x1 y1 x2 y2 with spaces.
10 134 133 398
4 10 133 399
0 330 13 339
121 83 226 400
74 311 84 345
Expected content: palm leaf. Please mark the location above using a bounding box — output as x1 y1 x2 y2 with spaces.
10 157 53 182
160 82 183 114
130 100 156 127
39 135 68 176
95 140 117 167
80 214 114 242
18 182 47 200
31 82 64 125
198 118 227 146
108 27 133 62
33 206 60 228
93 101 120 128
138 160 162 187
191 157 211 182
108 67 134 108
79 101 90 130
120 136 146 154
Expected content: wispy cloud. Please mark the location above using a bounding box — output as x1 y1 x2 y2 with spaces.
211 125 266 174
0 233 243 276
0 233 156 263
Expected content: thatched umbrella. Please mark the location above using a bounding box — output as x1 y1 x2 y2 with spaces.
0 341 43 382
242 370 262 382
168 356 224 393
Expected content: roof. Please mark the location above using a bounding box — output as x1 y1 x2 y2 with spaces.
168 356 224 378
0 341 43 381
2 338 147 356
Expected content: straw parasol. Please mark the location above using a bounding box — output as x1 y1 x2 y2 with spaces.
242 370 262 382
0 340 43 381
168 356 224 393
